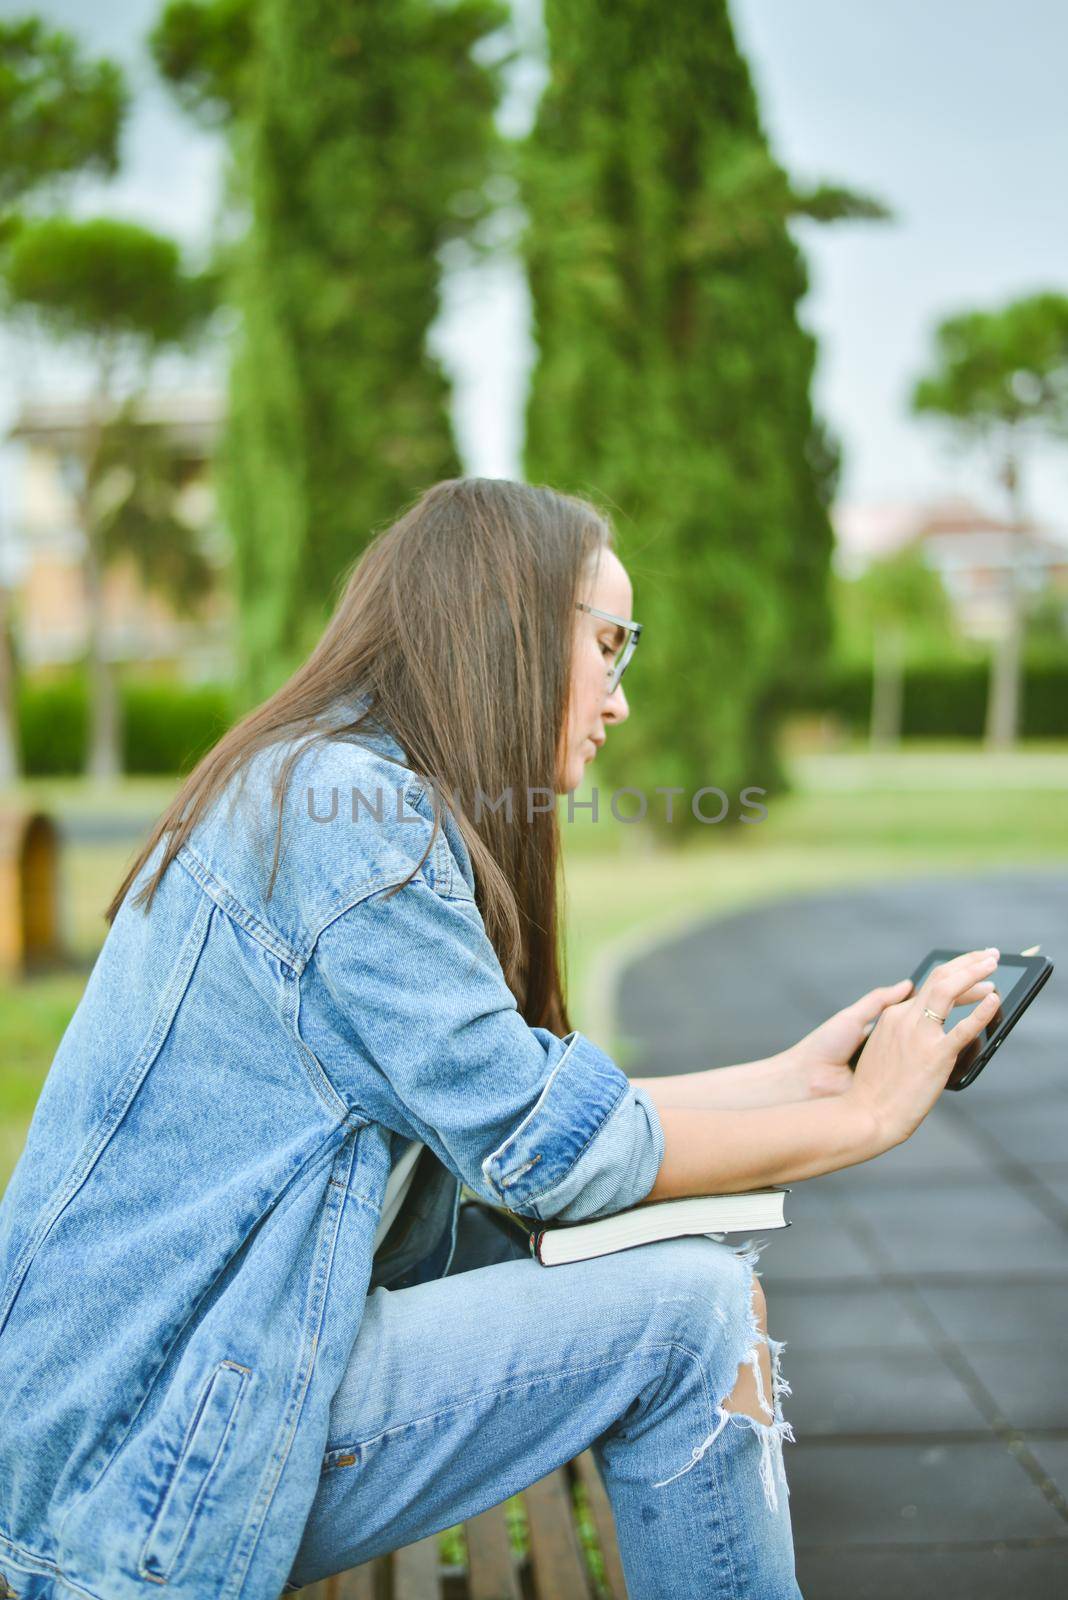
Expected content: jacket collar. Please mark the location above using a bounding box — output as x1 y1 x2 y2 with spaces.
327 689 409 766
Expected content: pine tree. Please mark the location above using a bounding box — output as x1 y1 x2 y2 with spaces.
521 1 868 831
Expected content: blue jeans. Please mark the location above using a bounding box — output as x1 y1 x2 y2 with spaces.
288 1203 801 1598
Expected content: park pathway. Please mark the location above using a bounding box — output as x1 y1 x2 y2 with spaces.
615 867 1068 1599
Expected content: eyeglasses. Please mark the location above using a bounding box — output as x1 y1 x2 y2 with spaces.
575 602 642 693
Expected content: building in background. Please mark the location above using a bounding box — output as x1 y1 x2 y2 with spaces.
2 389 231 682
834 497 1068 641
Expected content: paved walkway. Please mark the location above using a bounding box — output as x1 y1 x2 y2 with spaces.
615 868 1068 1599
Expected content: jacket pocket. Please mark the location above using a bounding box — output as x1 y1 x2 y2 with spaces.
138 1358 252 1583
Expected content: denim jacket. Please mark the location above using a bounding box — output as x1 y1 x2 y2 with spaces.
0 708 665 1600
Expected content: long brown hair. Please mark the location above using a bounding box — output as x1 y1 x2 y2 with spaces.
106 477 614 1035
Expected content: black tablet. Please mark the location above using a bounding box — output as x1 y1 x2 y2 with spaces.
848 948 1054 1090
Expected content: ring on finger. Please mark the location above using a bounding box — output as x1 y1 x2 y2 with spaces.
922 1006 947 1025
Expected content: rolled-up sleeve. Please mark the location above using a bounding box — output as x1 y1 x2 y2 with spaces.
311 870 664 1224
480 1028 664 1219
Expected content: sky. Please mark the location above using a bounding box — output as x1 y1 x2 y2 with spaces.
2 0 1067 540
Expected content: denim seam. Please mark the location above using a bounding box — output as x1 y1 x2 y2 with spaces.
0 1534 104 1600
219 1132 361 1600
400 775 457 897
482 1036 617 1190
398 774 480 904
177 840 441 973
705 1400 741 1598
309 879 497 1090
699 1271 777 1600
136 1360 253 1583
53 1134 355 1554
0 890 214 1345
176 844 301 968
288 968 368 1124
180 847 363 1128
487 1078 630 1211
177 848 394 1135
486 1033 580 1166
481 1034 628 1208
307 863 431 940
307 862 451 950
324 1337 713 1457
305 768 470 934
177 747 471 962
520 1081 630 1210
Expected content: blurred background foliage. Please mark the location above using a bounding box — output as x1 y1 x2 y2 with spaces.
0 14 126 218
911 291 1068 748
2 0 1067 802
0 0 1065 995
151 0 892 818
519 1 887 824
153 0 514 704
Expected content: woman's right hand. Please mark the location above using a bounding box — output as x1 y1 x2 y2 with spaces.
846 948 1002 1152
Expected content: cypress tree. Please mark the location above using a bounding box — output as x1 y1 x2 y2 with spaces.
521 0 851 831
156 0 509 701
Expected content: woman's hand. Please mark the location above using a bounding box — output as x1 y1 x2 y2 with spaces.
786 958 999 1106
787 978 918 1100
845 948 1001 1150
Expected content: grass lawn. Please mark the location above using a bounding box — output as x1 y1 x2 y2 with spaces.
2 744 1066 1191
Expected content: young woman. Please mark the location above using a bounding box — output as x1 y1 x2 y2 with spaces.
0 478 1000 1600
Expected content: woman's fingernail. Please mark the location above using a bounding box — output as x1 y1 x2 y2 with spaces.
977 980 994 992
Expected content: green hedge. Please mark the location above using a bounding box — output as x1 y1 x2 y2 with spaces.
18 679 90 776
807 653 1068 739
17 678 235 776
14 652 1068 777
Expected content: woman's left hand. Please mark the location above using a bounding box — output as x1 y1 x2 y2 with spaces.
784 979 917 1099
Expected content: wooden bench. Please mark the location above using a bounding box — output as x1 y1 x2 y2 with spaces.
290 1448 626 1599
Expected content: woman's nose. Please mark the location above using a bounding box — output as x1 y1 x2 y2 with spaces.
604 682 629 724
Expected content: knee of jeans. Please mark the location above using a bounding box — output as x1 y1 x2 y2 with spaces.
642 1234 756 1345
643 1237 796 1515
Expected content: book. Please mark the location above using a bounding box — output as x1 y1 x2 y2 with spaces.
528 1188 790 1267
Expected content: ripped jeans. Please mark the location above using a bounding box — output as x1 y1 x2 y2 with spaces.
288 1206 801 1599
